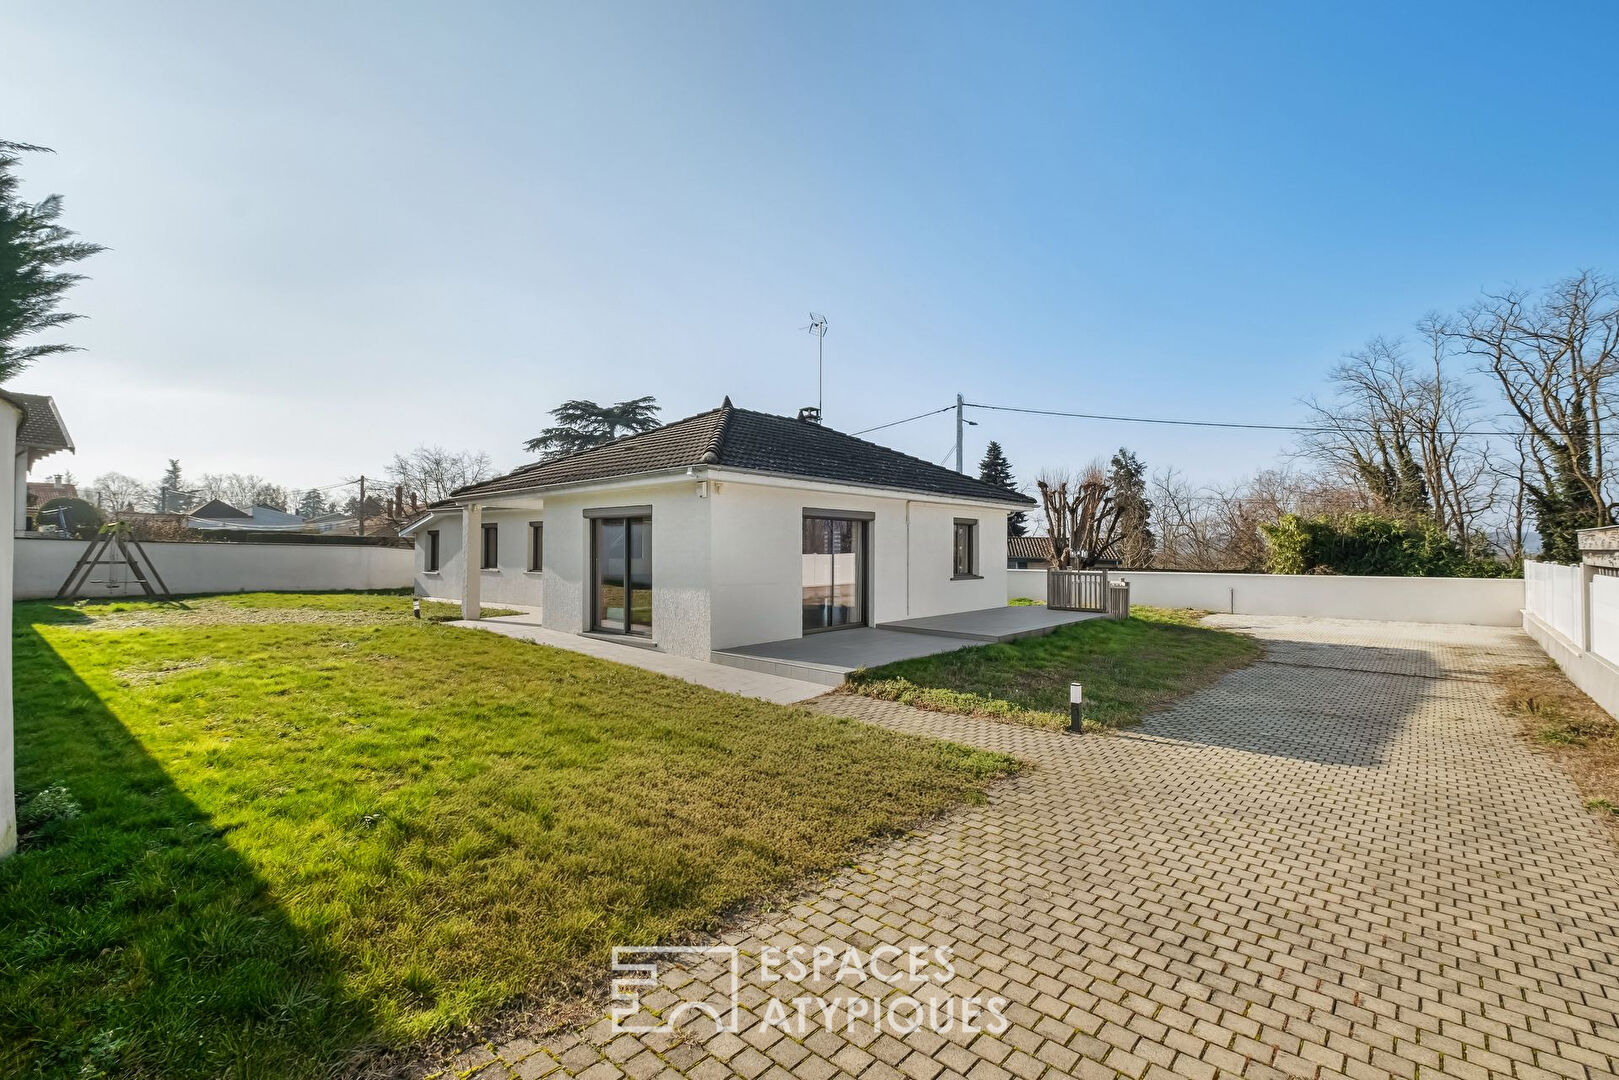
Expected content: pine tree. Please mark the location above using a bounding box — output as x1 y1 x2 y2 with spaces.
0 141 105 381
524 397 661 457
1108 448 1155 567
978 441 1028 536
155 459 189 511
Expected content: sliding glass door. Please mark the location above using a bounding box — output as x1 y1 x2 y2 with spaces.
593 516 652 636
802 515 867 632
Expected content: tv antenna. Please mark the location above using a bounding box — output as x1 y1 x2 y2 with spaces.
803 312 829 418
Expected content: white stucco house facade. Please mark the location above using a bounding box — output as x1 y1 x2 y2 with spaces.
404 399 1035 661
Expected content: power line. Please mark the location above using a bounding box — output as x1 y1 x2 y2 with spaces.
965 402 1530 439
851 404 955 437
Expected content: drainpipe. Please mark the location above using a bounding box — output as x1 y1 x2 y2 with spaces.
461 503 483 620
904 500 912 617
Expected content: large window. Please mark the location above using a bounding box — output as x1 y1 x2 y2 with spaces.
953 519 978 578
481 522 499 569
528 522 544 572
803 513 868 632
591 514 651 637
424 529 440 572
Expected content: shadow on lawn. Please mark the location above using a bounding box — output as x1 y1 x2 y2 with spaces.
0 620 371 1079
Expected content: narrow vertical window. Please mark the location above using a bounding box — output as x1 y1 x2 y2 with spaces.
425 529 440 572
481 522 499 569
953 520 977 577
528 522 543 572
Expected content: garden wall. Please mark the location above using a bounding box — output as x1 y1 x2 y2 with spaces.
1521 553 1619 720
16 536 414 600
1009 568 1524 626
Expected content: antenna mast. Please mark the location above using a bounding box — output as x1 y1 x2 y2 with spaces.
805 312 829 418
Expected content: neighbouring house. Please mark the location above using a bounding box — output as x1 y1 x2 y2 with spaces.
9 392 74 533
404 398 1036 660
1007 535 1055 569
186 500 307 532
26 474 77 518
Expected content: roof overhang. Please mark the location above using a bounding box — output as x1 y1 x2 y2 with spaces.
449 463 1032 513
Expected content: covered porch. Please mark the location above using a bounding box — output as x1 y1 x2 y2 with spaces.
711 603 1102 686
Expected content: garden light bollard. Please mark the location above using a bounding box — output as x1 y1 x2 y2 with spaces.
1069 682 1083 734
413 598 421 619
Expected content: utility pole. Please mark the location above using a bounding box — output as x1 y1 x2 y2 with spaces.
955 393 965 474
357 475 366 537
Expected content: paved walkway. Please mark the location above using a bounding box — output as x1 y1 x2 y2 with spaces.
435 616 1619 1080
451 615 828 704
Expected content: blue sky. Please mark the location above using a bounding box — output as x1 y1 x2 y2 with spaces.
6 1 1618 497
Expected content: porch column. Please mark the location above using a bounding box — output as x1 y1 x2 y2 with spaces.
461 502 482 620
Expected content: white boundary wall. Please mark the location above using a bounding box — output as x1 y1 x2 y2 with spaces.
1009 568 1524 626
1521 558 1619 720
16 536 413 600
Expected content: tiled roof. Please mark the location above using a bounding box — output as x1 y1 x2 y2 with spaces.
6 392 73 451
454 399 1036 506
188 499 250 519
1008 535 1055 561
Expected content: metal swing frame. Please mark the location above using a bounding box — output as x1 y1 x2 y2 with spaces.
55 523 172 600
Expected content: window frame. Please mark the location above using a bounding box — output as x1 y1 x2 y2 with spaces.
527 521 544 572
424 529 440 573
481 521 499 570
952 518 979 579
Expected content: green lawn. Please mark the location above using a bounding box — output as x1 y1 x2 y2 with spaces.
1 592 1014 1079
845 606 1261 730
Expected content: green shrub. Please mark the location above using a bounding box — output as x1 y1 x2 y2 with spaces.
1260 512 1518 578
36 496 104 538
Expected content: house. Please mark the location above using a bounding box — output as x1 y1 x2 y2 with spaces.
404 398 1036 661
9 392 74 532
1007 535 1055 569
186 500 307 532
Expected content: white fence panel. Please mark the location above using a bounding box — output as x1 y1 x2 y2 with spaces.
1589 574 1619 667
1524 560 1584 645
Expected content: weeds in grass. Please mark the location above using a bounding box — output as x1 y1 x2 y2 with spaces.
1496 661 1619 834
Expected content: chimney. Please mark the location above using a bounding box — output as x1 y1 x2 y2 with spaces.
797 406 822 425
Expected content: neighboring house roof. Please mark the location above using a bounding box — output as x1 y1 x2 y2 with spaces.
453 399 1038 506
188 499 250 519
1008 536 1055 562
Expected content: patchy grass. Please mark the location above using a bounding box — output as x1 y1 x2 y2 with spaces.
846 606 1260 731
1 593 1013 1079
1496 661 1619 830
31 589 517 629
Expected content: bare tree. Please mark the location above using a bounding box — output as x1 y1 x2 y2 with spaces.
84 471 151 511
387 445 494 504
1150 467 1372 571
1299 337 1430 516
1037 463 1120 568
1449 271 1619 562
196 473 276 509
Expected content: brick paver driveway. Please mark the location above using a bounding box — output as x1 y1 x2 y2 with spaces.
448 617 1619 1080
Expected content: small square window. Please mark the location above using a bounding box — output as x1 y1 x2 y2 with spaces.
424 529 440 572
528 521 543 572
481 522 499 569
953 520 977 578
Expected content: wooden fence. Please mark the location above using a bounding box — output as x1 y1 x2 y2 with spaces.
1047 568 1109 612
